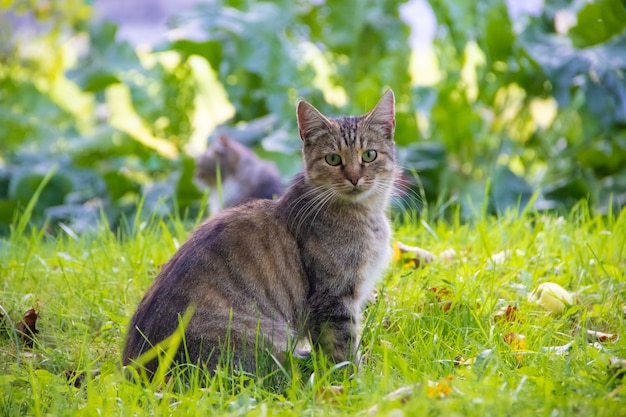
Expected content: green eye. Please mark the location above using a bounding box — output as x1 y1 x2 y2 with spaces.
325 153 342 166
362 149 377 163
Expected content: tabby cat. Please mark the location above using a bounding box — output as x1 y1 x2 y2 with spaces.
195 134 284 212
122 90 397 376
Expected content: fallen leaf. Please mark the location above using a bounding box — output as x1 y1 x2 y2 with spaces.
609 357 626 380
586 329 618 343
427 377 453 399
438 248 457 262
392 241 402 262
16 307 39 348
528 282 574 313
489 249 525 266
494 305 524 323
504 332 527 366
64 370 84 388
541 341 574 355
397 242 435 267
367 383 421 415
315 385 344 402
504 332 526 349
429 287 452 301
454 355 471 366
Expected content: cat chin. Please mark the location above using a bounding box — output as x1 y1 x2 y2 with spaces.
336 187 374 203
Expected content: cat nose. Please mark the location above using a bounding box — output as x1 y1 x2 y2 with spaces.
348 176 359 186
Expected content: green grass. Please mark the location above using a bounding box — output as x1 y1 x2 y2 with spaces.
1 205 625 416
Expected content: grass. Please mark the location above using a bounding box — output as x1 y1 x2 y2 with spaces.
1 204 625 416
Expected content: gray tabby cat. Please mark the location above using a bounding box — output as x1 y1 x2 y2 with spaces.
122 90 397 377
195 134 284 212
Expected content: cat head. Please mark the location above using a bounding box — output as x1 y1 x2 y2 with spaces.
296 90 397 203
195 134 243 185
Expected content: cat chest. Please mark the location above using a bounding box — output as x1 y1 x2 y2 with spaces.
320 217 391 302
355 224 391 303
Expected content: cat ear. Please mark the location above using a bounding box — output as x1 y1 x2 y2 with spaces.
215 134 230 154
364 89 395 133
297 100 333 142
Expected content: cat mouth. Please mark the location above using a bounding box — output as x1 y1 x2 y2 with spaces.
343 186 370 201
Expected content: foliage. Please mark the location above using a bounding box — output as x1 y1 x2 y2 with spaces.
1 0 626 234
1 205 625 415
417 0 626 217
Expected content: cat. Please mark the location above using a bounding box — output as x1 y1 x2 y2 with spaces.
195 134 284 213
122 90 397 378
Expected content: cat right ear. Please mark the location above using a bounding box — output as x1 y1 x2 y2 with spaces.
297 100 332 142
215 134 230 154
364 89 395 133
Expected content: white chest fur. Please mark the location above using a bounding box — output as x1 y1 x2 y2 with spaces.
354 217 392 308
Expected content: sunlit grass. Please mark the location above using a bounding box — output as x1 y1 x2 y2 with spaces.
1 205 625 416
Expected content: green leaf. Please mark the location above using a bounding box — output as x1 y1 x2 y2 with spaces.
569 0 626 48
489 165 534 214
175 155 203 211
542 178 591 210
82 72 121 92
102 171 140 202
483 3 514 62
168 39 222 69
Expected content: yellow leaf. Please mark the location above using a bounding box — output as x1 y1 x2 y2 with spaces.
392 241 402 262
427 377 453 399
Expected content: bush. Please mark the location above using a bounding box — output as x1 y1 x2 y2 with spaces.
0 0 625 235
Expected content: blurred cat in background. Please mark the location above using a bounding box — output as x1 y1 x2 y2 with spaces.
195 134 284 213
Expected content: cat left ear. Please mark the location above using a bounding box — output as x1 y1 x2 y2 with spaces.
365 89 396 133
297 100 333 142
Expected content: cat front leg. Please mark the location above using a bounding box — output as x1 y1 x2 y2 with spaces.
306 296 360 366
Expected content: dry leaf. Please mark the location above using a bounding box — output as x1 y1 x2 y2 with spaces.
453 355 469 366
504 332 526 349
394 241 457 268
367 384 421 416
609 357 626 380
494 305 524 323
586 329 618 343
454 354 476 366
528 282 574 313
392 241 402 262
427 376 453 399
315 385 344 402
16 307 39 348
504 332 527 366
490 249 525 265
541 341 574 355
438 248 457 261
430 287 452 300
397 242 435 267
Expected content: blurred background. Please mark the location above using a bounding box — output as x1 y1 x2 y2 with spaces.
1 0 625 235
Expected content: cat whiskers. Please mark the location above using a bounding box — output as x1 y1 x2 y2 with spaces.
307 188 339 229
286 184 329 222
288 186 338 235
364 174 423 215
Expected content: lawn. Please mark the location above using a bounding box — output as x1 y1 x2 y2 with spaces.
1 204 625 416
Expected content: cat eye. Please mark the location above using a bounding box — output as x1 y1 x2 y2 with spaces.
362 149 377 163
325 153 342 166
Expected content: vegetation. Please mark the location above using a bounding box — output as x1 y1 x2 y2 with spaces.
1 0 625 415
1 0 625 234
1 203 625 415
